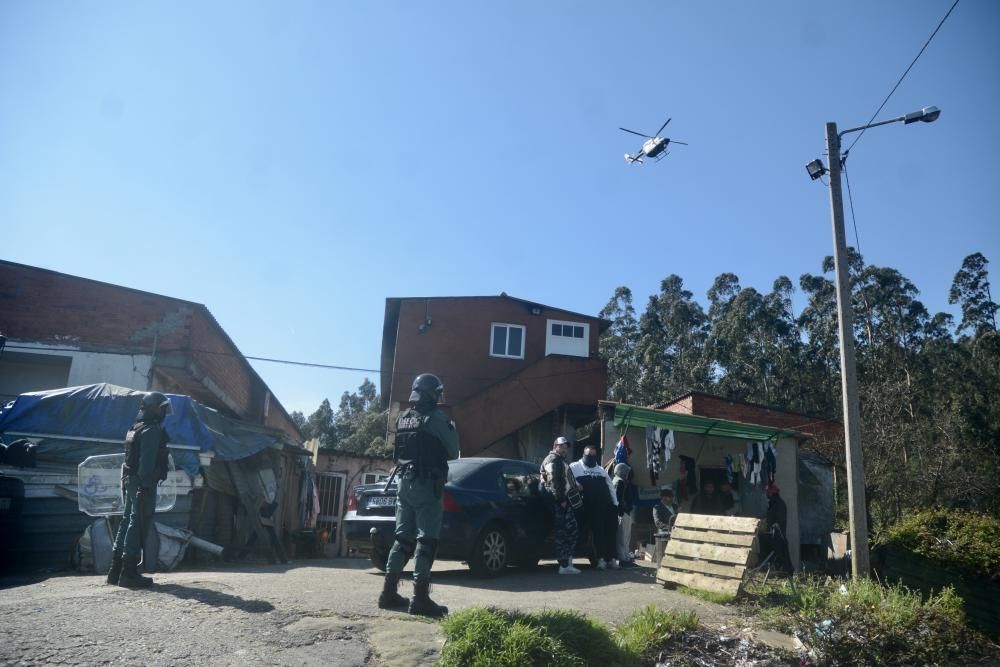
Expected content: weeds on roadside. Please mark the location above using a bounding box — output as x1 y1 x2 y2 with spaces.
674 585 736 605
740 575 997 665
613 605 699 664
438 605 700 667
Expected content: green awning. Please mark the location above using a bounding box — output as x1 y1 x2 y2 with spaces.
609 402 802 442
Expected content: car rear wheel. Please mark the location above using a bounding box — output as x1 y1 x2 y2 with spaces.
469 524 509 578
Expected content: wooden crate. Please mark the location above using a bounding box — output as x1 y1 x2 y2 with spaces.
656 513 761 596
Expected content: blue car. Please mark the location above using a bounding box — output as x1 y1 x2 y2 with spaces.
344 457 588 577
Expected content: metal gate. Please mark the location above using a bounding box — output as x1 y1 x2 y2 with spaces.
316 472 346 557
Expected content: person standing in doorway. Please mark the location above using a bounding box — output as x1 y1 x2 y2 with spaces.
378 373 460 617
540 436 580 575
570 445 618 569
108 392 171 588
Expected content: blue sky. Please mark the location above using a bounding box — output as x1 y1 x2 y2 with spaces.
3 1 998 416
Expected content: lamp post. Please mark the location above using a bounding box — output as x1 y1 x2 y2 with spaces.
807 106 940 579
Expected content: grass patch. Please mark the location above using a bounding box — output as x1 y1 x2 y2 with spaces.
675 585 736 605
613 605 699 664
740 575 998 665
439 605 700 667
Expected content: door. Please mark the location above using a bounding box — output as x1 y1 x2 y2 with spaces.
316 472 346 557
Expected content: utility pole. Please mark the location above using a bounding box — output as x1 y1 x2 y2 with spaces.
825 122 870 578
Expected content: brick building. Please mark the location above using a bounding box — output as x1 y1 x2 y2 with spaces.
0 259 301 440
381 294 609 460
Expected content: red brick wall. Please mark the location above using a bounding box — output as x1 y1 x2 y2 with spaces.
0 261 192 353
389 297 604 407
1 261 301 441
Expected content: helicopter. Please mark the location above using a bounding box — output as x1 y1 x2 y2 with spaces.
620 117 687 164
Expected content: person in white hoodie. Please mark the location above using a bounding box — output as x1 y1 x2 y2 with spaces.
569 445 619 569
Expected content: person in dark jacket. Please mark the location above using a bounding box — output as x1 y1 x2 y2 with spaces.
690 481 724 515
108 392 171 588
653 488 677 535
612 463 637 567
379 373 460 617
541 436 580 575
765 483 792 573
569 445 618 569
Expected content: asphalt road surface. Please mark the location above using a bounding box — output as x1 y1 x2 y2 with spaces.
0 558 742 666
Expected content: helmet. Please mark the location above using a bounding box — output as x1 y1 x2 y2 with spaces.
140 391 172 421
409 373 444 404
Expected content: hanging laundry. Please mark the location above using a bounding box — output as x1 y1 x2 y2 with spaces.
724 454 734 484
645 426 660 485
614 433 632 465
659 428 675 467
747 442 763 485
764 441 777 483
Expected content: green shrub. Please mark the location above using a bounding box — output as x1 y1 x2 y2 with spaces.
880 508 1000 579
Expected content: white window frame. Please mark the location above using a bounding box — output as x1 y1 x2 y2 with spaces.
363 472 390 485
545 319 590 357
489 322 526 359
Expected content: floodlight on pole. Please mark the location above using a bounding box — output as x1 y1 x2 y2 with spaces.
816 106 940 580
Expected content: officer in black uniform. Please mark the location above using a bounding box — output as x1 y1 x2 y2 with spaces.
378 373 460 617
107 392 171 588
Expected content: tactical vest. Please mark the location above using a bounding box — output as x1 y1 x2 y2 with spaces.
123 422 170 481
394 408 448 478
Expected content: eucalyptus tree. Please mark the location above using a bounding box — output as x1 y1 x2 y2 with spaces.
599 286 641 404
949 252 998 338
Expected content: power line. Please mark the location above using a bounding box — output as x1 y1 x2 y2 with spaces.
3 343 607 384
843 0 960 158
843 162 863 258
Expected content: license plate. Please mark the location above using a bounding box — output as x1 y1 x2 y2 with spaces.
368 496 396 507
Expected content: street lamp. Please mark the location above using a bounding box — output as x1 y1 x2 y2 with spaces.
810 106 940 579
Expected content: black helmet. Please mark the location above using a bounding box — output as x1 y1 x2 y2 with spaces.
409 373 444 404
140 391 172 421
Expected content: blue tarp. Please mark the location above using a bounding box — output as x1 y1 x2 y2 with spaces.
0 383 293 476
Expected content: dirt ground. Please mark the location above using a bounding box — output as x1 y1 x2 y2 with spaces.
0 558 763 666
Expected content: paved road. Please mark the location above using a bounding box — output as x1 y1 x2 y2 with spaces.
0 559 741 666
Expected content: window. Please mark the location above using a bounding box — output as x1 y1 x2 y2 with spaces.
545 319 590 357
363 472 390 485
490 323 525 359
551 323 584 338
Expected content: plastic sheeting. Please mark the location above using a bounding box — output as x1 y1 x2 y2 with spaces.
0 383 296 476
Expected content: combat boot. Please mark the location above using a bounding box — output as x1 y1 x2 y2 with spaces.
408 579 447 617
117 556 153 589
106 553 123 585
377 573 409 610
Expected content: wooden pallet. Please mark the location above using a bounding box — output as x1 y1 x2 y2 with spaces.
655 513 761 596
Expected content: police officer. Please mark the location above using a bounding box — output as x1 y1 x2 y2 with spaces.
107 392 171 588
378 373 459 617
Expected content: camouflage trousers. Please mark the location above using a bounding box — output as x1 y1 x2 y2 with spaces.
553 502 578 567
